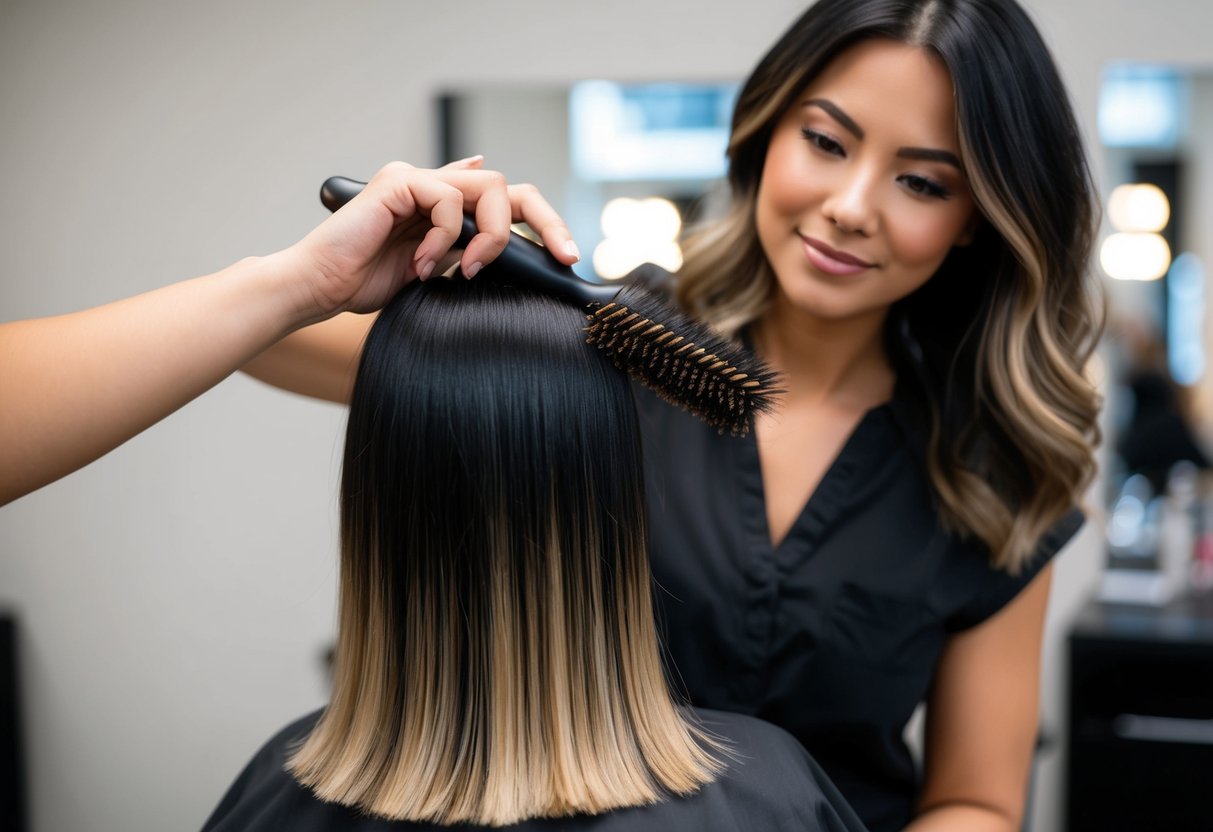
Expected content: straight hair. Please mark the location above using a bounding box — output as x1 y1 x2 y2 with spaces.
287 278 721 825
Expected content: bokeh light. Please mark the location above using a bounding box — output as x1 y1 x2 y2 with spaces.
1100 232 1171 281
1107 183 1170 232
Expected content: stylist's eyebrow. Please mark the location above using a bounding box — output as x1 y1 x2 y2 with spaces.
804 98 964 171
897 147 963 170
805 98 863 138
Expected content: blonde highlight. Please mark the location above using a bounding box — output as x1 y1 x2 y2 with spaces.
919 128 1103 572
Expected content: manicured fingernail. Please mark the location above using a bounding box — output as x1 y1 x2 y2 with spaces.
564 240 580 260
460 154 484 163
418 260 435 280
465 261 483 279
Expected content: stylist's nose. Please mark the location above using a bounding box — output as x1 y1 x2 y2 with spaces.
821 167 878 237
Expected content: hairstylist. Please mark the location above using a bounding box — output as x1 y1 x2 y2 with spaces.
242 1 1103 830
0 158 581 507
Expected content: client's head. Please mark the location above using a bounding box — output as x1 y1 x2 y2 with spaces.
288 277 720 826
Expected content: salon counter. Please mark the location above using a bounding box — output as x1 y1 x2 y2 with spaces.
1066 589 1213 831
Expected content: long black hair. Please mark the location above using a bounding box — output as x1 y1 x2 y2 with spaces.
288 277 720 825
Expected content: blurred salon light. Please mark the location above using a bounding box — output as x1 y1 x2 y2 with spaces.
1168 253 1206 385
600 198 641 240
593 238 640 280
601 197 682 243
570 80 738 181
1100 232 1171 281
647 241 685 273
638 198 683 244
1107 490 1148 549
1108 184 1170 232
1098 65 1182 149
595 197 684 279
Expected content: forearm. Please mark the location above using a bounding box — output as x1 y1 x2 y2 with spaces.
903 802 1019 832
240 312 371 405
0 160 581 506
0 252 308 505
908 568 1054 832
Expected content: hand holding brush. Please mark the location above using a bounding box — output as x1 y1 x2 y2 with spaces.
321 175 781 435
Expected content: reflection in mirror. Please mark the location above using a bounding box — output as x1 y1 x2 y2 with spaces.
438 72 1213 603
436 81 737 282
1098 64 1213 602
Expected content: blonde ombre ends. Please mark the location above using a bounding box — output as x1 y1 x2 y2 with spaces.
287 279 720 826
679 0 1101 573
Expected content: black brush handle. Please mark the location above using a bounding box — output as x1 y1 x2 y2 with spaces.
319 176 619 306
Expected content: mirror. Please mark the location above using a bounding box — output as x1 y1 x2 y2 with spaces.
439 73 1213 603
1097 65 1213 601
436 81 738 282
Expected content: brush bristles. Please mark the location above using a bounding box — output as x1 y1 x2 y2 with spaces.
584 286 782 435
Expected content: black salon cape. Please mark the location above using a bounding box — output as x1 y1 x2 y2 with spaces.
202 708 867 832
634 381 1082 832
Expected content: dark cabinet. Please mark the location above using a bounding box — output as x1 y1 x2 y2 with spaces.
1067 592 1213 831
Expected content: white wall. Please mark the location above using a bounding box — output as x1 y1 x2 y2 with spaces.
2 1 1212 830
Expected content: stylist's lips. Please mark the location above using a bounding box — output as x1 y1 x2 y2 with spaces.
800 234 874 276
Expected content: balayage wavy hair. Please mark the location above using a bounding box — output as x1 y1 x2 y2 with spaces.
287 278 720 826
677 0 1103 572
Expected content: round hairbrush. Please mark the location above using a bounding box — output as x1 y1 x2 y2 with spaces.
320 176 782 435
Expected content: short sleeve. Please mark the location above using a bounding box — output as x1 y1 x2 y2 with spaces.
948 507 1085 630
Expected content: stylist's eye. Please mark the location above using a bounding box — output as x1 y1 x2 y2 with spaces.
801 128 845 157
900 174 950 200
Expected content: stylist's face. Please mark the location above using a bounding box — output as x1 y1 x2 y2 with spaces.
755 38 978 324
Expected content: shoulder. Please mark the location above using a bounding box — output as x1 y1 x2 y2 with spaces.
686 709 868 831
946 506 1085 631
877 376 1087 628
201 710 332 832
585 708 867 831
201 708 867 832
